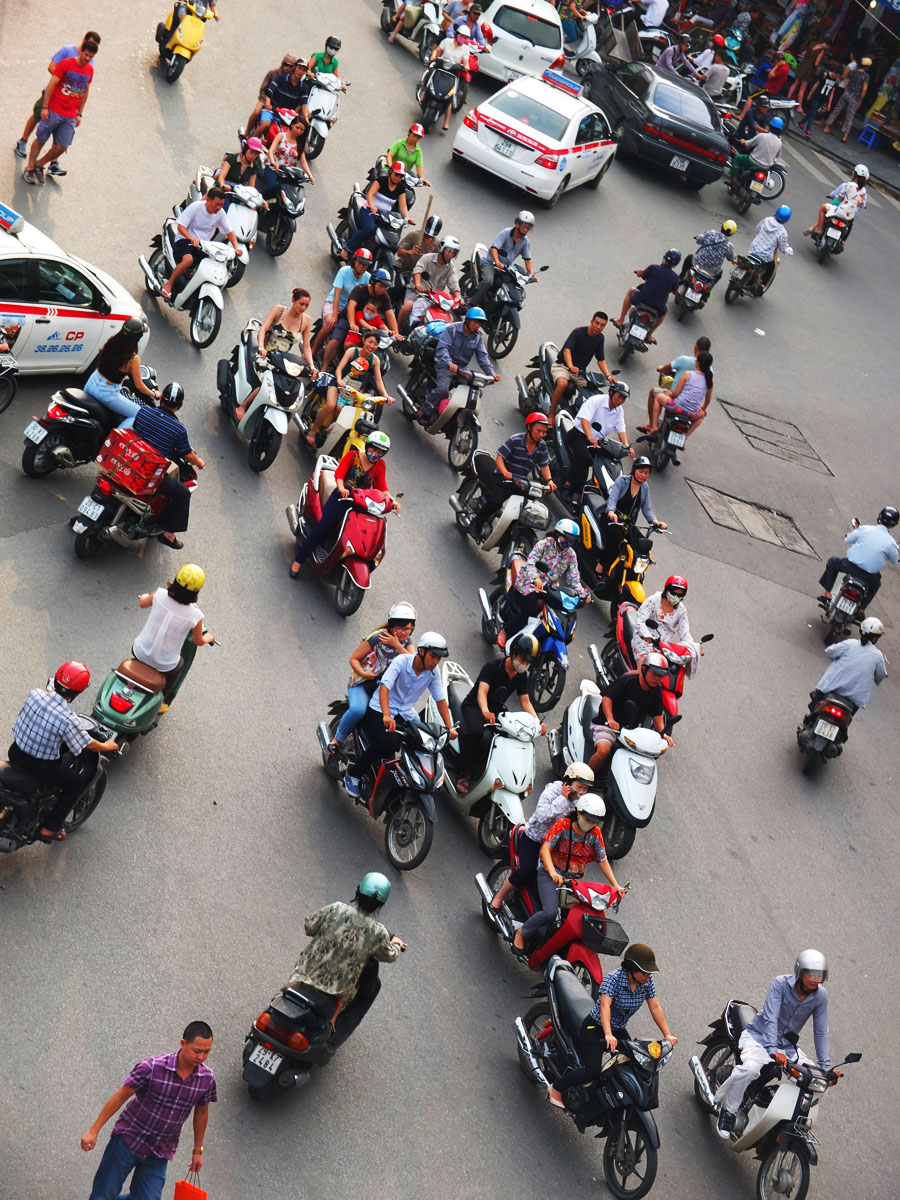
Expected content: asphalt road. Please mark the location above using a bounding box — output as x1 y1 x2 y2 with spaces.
1 3 899 1199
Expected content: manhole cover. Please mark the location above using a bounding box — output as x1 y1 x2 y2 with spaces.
685 479 818 558
719 400 832 475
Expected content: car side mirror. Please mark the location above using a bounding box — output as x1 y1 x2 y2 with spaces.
97 296 111 316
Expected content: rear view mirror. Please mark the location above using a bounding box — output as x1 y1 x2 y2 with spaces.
784 1031 800 1046
645 619 659 630
845 1052 862 1063
539 265 550 272
701 633 714 643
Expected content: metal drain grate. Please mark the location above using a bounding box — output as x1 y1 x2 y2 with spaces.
686 479 818 558
719 400 832 476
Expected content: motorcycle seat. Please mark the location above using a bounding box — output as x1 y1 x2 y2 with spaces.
554 964 595 1039
581 693 603 750
283 983 340 1021
583 490 607 522
0 760 44 795
319 470 337 507
446 680 469 726
115 658 171 693
731 1001 759 1040
620 605 639 655
57 387 93 409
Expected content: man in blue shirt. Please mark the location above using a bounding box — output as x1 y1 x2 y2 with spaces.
809 617 886 711
132 385 206 550
468 213 536 310
614 249 682 342
715 951 835 1137
818 506 899 607
344 634 456 798
420 309 499 423
312 250 372 362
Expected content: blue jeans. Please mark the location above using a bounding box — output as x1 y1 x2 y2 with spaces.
88 1135 168 1200
336 681 376 742
344 207 377 254
84 369 141 431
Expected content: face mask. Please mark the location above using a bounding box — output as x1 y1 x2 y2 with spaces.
664 591 683 606
511 658 529 674
576 814 597 833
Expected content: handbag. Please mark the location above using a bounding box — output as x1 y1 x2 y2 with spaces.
174 1169 207 1200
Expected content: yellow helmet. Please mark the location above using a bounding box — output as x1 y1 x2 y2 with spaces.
175 563 206 592
721 219 737 236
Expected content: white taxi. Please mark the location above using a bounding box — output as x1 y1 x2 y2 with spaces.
452 69 615 207
0 202 147 375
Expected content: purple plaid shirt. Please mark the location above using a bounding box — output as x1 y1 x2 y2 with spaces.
112 1051 217 1160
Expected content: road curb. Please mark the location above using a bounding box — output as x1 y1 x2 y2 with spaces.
785 127 900 202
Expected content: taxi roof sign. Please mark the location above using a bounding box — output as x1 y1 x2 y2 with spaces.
541 68 583 98
0 202 25 235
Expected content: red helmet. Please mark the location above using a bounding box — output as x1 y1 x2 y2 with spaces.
664 575 688 599
525 411 549 428
481 21 494 43
712 33 726 47
354 248 374 262
409 123 425 137
55 661 91 694
390 161 407 176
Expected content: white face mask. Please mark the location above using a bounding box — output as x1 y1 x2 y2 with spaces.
511 658 529 674
575 814 597 833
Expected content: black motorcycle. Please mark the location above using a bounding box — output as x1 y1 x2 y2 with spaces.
796 690 856 777
0 348 18 414
327 179 423 276
259 163 308 257
616 302 658 363
673 262 719 320
810 213 851 265
547 410 630 511
725 161 768 215
635 407 693 474
416 56 472 133
70 458 197 560
21 366 157 479
724 252 779 304
517 956 675 1199
459 256 547 359
0 718 112 854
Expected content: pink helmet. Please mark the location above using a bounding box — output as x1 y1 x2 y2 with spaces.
244 137 265 153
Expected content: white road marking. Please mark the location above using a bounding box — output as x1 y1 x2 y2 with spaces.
782 144 833 186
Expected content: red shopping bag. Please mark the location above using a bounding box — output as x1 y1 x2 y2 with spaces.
174 1170 206 1199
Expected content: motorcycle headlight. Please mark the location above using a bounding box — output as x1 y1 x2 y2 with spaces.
631 1046 652 1068
419 729 438 753
629 759 655 784
808 1077 829 1094
403 752 426 789
634 556 650 574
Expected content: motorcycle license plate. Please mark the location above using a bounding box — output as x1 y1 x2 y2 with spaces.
77 497 104 521
686 289 701 302
248 1043 283 1074
813 720 839 741
750 179 764 193
0 354 16 367
836 596 857 614
667 431 686 448
669 155 690 171
505 69 522 82
826 228 841 241
495 137 516 158
631 325 647 341
25 421 48 444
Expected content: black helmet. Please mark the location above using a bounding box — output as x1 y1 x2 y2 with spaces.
160 382 185 409
877 505 899 528
632 455 652 472
122 316 146 338
424 215 443 238
326 36 341 52
663 248 682 266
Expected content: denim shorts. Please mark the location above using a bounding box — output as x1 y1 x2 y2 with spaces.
36 111 77 148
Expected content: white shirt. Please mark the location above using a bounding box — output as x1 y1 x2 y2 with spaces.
575 392 626 440
640 0 669 27
179 198 233 242
133 588 203 672
829 180 867 221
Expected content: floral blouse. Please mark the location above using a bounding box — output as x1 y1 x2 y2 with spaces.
543 815 607 875
632 591 700 678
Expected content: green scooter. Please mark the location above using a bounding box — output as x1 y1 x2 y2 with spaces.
91 630 207 752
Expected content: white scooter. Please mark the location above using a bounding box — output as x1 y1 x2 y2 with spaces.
397 362 495 472
547 643 668 859
408 0 446 63
450 451 552 562
563 13 602 78
425 658 541 856
139 218 234 348
306 74 348 160
216 320 310 472
182 168 263 288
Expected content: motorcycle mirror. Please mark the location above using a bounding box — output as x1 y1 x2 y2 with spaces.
701 633 714 643
844 1052 862 1063
851 517 860 529
539 265 550 273
645 618 659 630
784 1030 800 1046
394 492 405 499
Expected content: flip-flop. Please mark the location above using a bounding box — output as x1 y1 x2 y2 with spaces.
457 778 471 795
289 564 301 579
647 336 657 344
636 424 651 434
160 287 172 300
611 319 623 329
37 828 67 843
546 1088 566 1109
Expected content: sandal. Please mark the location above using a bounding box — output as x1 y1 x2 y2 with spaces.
647 335 657 345
289 563 302 579
547 1087 566 1109
160 286 172 300
305 432 318 446
611 318 622 329
37 828 67 843
636 424 651 434
457 777 471 795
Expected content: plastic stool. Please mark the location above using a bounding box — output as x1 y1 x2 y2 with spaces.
857 123 881 149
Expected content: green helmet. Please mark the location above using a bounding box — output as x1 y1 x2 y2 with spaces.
358 871 391 905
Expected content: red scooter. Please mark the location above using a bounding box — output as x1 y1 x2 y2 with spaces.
476 824 629 998
600 603 713 733
285 455 398 617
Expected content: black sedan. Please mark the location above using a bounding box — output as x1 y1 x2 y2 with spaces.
585 60 730 189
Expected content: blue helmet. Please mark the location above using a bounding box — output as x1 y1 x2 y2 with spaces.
372 267 392 284
465 306 487 322
775 204 791 224
769 116 784 131
663 248 681 266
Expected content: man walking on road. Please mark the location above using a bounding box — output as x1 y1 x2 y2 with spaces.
82 1020 217 1200
23 39 97 185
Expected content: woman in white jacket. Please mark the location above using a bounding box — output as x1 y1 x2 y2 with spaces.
631 575 702 677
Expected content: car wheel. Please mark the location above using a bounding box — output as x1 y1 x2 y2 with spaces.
613 120 629 155
686 178 706 191
586 158 611 190
542 175 569 210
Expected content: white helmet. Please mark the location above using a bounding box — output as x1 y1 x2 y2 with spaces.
860 616 884 636
388 602 417 623
576 792 606 819
516 210 535 228
418 631 449 658
794 948 828 982
563 761 594 784
644 651 669 676
440 235 460 255
853 163 869 181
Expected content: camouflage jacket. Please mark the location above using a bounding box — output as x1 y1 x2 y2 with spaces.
288 901 399 1001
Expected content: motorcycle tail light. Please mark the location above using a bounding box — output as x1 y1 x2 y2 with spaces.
833 220 845 227
109 694 134 714
823 704 848 720
96 476 113 496
463 110 479 130
755 171 766 181
842 587 860 602
47 404 69 419
255 1011 309 1052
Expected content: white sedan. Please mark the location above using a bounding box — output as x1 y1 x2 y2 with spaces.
0 202 147 375
451 69 616 208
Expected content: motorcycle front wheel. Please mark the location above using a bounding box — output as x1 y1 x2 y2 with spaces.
247 423 282 473
448 418 476 472
306 127 325 160
529 655 566 714
266 213 294 257
334 569 365 617
422 103 440 134
694 1037 735 1113
488 313 518 359
189 298 222 348
225 257 246 289
602 811 636 860
0 372 17 414
385 799 434 870
478 803 511 858
756 1147 811 1200
22 436 63 478
519 370 544 416
603 1115 658 1200
64 769 107 833
454 476 480 532
419 31 437 63
380 7 393 32
165 55 187 83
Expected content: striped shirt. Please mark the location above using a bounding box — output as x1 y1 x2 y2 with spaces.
591 965 656 1026
497 432 549 483
132 406 191 458
12 688 91 761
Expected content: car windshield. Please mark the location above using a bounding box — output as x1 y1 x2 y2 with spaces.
493 6 562 49
652 82 716 128
490 90 570 141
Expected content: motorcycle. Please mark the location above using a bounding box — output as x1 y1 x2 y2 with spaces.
426 659 542 856
615 301 658 363
576 512 665 613
411 0 447 62
139 218 234 347
720 111 787 200
295 381 387 462
380 0 404 35
242 953 398 1100
286 455 399 617
397 335 495 471
459 243 546 359
635 385 693 475
818 530 870 644
91 631 211 754
183 169 263 287
316 705 447 870
517 342 591 418
450 452 552 562
690 1006 860 1200
21 365 157 479
517 956 674 1197
601 608 712 735
260 160 309 258
216 321 310 472
796 691 856 778
723 250 779 304
726 163 769 216
327 183 416 276
810 212 851 265
479 575 586 713
0 346 18 414
0 716 112 852
477 833 628 996
547 407 630 512
549 644 669 858
564 13 604 77
416 39 483 132
673 262 720 320
305 73 348 160
155 0 215 84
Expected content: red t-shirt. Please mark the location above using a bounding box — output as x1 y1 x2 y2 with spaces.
50 56 94 117
764 62 790 96
334 449 387 493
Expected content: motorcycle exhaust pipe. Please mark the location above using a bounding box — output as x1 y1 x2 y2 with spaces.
396 384 416 417
546 726 561 760
325 222 343 256
448 494 462 514
689 1055 717 1110
515 374 529 406
286 503 299 536
589 643 609 686
138 255 161 295
51 445 77 467
316 722 332 755
478 587 493 627
278 1068 311 1089
475 871 496 911
515 1017 550 1089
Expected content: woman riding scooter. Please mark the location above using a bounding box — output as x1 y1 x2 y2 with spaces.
234 287 316 421
631 575 702 675
289 430 400 577
342 162 412 258
84 318 160 430
133 564 216 706
305 330 393 446
328 603 417 751
498 518 590 647
599 457 666 575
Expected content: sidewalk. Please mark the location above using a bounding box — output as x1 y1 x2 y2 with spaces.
786 112 900 200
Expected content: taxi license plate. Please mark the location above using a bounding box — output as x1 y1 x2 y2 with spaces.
495 137 516 158
686 288 701 302
667 431 686 448
505 69 522 82
25 421 48 444
249 1043 283 1074
77 496 104 521
750 179 764 193
813 720 839 741
631 325 647 341
836 595 857 614
669 155 690 171
826 228 841 240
